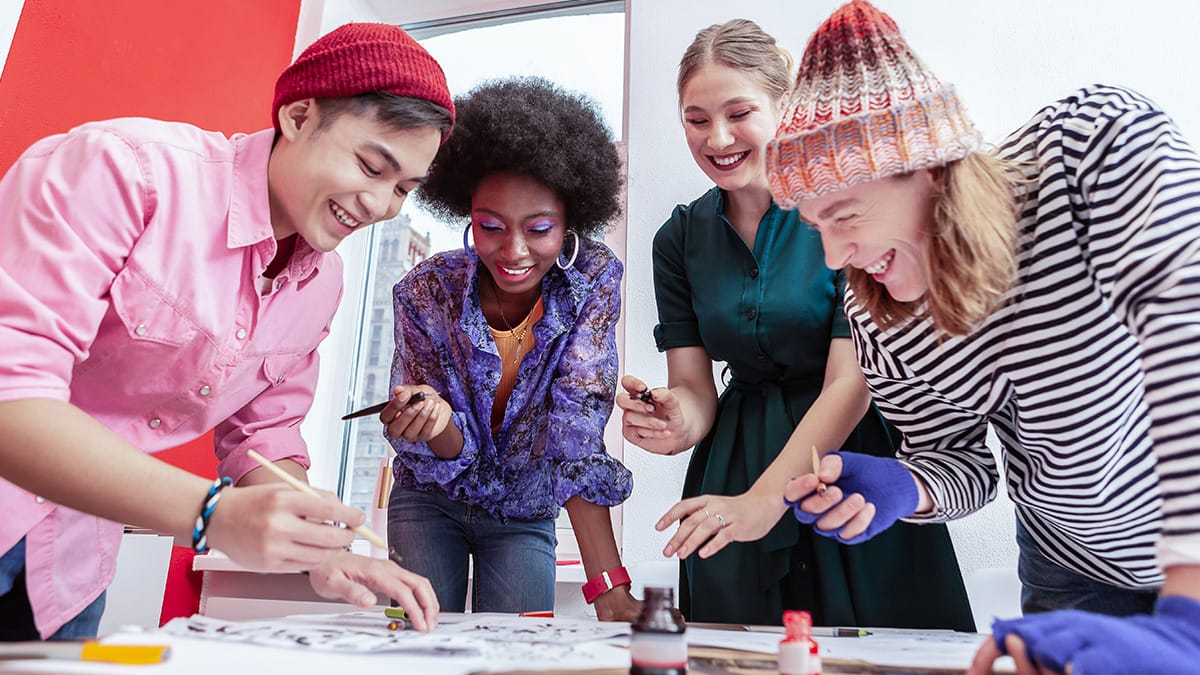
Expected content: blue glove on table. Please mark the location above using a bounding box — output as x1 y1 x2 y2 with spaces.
783 451 918 544
991 595 1200 675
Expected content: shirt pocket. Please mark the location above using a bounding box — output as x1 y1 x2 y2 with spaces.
109 267 200 347
261 352 303 387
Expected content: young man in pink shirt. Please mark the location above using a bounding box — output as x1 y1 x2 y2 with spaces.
0 23 453 640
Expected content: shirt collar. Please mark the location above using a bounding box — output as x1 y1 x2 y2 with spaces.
227 128 325 283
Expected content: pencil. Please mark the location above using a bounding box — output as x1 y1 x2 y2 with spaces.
811 445 827 495
245 449 388 549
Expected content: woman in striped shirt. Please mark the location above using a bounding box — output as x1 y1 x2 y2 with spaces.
766 2 1200 673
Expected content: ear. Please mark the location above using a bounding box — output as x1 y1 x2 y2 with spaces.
277 98 317 140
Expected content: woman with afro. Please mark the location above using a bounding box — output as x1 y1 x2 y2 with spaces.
377 77 639 621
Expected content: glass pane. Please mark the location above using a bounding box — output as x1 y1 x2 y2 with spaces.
338 10 624 548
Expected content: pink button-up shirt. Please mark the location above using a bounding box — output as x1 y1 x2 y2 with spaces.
0 118 343 637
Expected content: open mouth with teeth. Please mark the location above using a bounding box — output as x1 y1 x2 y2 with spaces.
709 150 749 170
863 250 895 277
330 200 363 229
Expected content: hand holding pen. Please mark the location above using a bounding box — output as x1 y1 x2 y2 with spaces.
371 386 452 443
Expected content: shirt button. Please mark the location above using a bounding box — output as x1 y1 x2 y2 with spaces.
198 385 212 396
135 324 148 336
757 354 766 361
148 418 162 429
274 280 282 290
746 307 757 319
235 328 248 340
35 496 45 504
750 267 759 278
275 376 285 385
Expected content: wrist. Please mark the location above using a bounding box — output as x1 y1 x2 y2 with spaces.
191 477 233 553
581 565 632 604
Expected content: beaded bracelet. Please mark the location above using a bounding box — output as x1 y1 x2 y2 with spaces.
192 477 233 553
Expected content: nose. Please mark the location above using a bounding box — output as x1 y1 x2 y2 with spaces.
708 120 734 151
502 231 529 259
819 229 854 270
360 184 401 223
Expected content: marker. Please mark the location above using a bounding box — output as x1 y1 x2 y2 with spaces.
0 642 170 665
636 388 654 404
812 626 871 638
383 607 413 630
519 610 555 618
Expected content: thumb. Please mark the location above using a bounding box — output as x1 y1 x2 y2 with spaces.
620 374 647 394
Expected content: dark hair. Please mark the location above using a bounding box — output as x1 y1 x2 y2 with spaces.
315 92 453 141
415 76 622 238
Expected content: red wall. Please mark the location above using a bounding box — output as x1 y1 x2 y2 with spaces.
0 0 304 477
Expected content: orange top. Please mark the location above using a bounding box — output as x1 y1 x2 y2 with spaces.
490 296 544 432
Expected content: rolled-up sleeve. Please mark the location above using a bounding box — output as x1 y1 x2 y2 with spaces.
0 129 148 403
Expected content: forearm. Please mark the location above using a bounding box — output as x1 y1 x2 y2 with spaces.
750 375 869 498
564 495 623 576
0 398 210 541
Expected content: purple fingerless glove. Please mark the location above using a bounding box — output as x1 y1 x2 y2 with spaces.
991 595 1200 675
783 451 918 544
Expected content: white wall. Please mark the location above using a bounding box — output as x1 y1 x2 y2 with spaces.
312 0 1200 587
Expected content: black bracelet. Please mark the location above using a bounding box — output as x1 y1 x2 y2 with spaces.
192 477 233 553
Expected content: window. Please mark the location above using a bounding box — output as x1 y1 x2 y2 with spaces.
305 4 626 560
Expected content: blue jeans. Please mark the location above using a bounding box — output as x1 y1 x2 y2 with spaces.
388 486 556 613
0 539 106 640
1016 519 1157 616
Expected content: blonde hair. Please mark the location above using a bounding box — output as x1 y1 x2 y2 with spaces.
848 152 1023 336
677 19 794 105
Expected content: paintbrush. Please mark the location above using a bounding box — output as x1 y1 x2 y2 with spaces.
342 392 426 420
245 450 403 564
812 445 827 495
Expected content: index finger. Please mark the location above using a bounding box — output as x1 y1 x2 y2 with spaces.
656 496 706 530
620 374 648 396
967 634 1006 675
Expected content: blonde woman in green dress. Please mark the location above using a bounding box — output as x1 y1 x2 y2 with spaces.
618 19 974 629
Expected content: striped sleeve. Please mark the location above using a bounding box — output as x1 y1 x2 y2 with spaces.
1066 87 1200 568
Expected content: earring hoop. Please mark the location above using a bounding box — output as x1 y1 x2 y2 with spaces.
462 227 478 261
557 230 579 270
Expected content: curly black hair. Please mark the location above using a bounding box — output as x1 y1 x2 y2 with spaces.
414 77 622 238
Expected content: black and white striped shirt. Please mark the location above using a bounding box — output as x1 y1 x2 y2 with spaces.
848 85 1200 589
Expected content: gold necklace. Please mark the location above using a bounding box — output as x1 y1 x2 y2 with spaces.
490 277 530 364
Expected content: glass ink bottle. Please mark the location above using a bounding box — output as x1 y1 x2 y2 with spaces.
779 609 820 675
629 586 686 675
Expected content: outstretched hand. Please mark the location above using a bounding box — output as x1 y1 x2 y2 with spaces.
656 491 790 560
617 375 688 455
782 451 918 544
306 550 440 632
969 596 1200 675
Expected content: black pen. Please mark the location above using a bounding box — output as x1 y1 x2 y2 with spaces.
341 392 426 421
812 626 871 638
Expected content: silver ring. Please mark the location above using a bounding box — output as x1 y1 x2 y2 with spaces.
703 509 712 519
714 513 727 529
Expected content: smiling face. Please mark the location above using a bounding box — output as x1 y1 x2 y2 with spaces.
799 171 940 303
267 98 442 253
470 172 567 303
680 63 783 195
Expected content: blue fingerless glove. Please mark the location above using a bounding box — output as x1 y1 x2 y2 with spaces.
784 451 918 544
991 596 1200 675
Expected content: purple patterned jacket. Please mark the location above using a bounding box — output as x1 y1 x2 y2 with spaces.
389 236 632 520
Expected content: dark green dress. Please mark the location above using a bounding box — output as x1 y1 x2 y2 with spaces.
652 188 974 630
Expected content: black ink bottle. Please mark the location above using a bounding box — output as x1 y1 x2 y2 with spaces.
629 586 686 675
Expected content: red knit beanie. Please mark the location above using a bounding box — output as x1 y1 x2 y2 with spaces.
271 23 454 134
766 0 980 206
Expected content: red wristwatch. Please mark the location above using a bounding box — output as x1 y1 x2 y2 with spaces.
582 566 632 604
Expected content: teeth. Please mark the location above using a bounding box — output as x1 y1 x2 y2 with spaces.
502 267 531 276
864 251 894 275
330 201 361 228
713 151 747 167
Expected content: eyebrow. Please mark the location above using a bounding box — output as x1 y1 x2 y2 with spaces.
809 198 858 222
682 96 759 115
473 207 563 222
